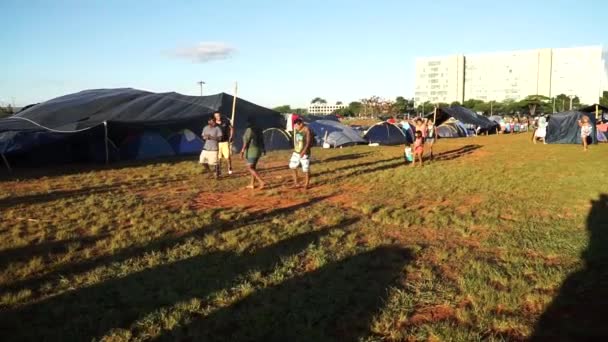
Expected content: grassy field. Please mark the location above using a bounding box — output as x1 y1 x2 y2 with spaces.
1 134 607 341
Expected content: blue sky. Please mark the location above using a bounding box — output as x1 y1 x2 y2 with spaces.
1 0 606 108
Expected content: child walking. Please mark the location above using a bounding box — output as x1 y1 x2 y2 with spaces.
578 116 593 151
412 130 424 167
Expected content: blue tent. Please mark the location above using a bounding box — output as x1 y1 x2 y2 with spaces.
363 122 407 145
167 129 203 154
263 128 292 151
546 111 597 144
308 120 366 147
120 132 175 160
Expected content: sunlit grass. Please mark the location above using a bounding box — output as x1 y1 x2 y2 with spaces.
0 134 606 341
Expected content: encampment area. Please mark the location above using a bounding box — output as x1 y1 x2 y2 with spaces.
1 122 608 340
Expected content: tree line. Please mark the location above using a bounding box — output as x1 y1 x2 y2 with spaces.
274 91 608 118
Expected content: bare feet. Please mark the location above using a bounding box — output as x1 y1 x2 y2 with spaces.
290 183 301 189
245 185 255 189
258 182 266 190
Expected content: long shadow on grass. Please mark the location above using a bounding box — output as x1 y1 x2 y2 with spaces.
0 155 197 182
432 144 481 161
0 195 333 298
0 177 184 209
151 245 412 342
321 152 373 163
531 194 608 340
0 216 356 341
0 235 107 271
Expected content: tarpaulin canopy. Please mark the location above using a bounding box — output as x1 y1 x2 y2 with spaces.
428 106 498 130
579 104 608 113
0 88 284 167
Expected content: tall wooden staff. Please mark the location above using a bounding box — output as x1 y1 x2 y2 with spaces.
230 82 238 126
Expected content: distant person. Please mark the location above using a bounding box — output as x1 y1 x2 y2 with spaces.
578 116 593 151
200 117 223 178
425 119 437 160
214 112 234 175
534 116 548 144
411 130 424 167
289 118 313 189
240 117 266 189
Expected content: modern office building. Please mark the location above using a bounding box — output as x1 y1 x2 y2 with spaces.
308 103 347 115
414 46 608 106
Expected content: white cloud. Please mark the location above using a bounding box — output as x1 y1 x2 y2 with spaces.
170 42 237 63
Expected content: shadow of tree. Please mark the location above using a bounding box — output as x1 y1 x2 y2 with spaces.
152 245 412 342
531 194 608 340
0 215 357 341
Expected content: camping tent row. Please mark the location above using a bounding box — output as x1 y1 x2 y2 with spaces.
0 88 285 168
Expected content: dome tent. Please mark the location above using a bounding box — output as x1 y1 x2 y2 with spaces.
363 122 407 145
308 120 366 147
0 88 284 168
263 128 292 151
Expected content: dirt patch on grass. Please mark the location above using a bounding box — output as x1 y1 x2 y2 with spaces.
407 304 456 326
190 189 306 212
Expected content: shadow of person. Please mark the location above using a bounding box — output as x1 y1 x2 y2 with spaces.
531 194 608 340
152 245 413 342
0 218 356 341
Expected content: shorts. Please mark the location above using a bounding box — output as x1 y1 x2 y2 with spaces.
289 152 310 173
246 156 260 167
218 142 231 160
199 150 218 165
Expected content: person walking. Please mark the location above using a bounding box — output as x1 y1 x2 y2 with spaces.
214 112 234 176
288 118 313 189
240 117 266 189
200 117 223 178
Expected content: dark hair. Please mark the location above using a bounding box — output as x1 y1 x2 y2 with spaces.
208 117 215 122
213 111 221 116
293 118 304 125
415 130 422 136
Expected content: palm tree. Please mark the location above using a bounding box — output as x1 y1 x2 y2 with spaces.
311 97 327 104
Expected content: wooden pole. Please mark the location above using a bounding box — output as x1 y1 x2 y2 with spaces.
1 153 11 174
103 121 109 165
433 105 437 124
596 104 599 120
230 82 238 126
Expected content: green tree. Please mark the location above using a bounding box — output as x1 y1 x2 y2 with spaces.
273 105 292 113
292 108 308 115
336 101 343 105
450 101 461 107
348 101 362 116
600 91 608 108
310 97 327 104
519 95 551 116
0 105 13 118
393 96 414 114
333 107 354 117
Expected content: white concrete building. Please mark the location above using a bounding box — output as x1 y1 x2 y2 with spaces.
414 46 608 106
308 103 347 115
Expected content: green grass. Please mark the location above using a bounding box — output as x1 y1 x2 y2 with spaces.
0 134 607 341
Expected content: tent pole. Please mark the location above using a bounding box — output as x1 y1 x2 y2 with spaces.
596 104 599 120
230 82 238 125
103 121 109 165
1 153 11 174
